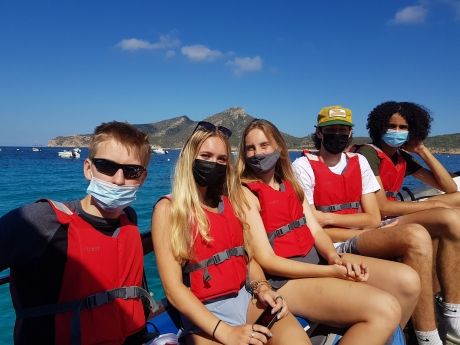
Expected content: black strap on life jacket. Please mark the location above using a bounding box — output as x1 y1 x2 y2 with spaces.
15 286 158 345
183 246 246 283
386 191 399 199
315 201 361 213
268 216 307 245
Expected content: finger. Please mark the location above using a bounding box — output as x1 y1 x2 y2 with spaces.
352 263 362 277
252 324 272 340
278 300 289 318
345 262 354 277
250 330 268 344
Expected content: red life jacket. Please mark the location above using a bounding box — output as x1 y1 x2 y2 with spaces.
362 144 406 201
246 180 315 258
304 151 362 214
44 200 146 345
184 196 247 302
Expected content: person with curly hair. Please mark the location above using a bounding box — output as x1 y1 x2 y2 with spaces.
354 101 460 344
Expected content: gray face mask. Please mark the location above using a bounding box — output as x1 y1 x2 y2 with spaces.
245 151 280 174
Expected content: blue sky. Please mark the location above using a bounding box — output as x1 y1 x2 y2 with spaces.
1 0 459 146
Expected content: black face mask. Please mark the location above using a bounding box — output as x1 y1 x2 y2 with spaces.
192 159 227 188
322 133 350 154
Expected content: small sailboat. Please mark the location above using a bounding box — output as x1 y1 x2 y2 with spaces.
151 145 168 154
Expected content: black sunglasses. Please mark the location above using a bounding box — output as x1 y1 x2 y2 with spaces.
192 121 232 138
182 121 232 151
91 158 146 179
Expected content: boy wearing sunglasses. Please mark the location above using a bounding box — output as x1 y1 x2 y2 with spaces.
0 121 153 344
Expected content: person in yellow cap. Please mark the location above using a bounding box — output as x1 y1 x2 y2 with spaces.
292 105 448 345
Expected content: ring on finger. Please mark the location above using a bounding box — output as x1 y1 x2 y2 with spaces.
275 295 283 302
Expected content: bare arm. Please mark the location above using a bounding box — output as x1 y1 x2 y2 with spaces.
405 143 457 193
374 176 452 217
312 192 381 230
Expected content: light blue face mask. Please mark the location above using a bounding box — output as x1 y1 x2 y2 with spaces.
87 176 139 211
382 129 409 148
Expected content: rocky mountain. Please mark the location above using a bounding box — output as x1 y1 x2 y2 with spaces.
47 107 314 149
47 107 459 151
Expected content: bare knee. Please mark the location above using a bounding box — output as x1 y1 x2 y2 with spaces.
365 291 401 330
438 209 460 241
402 224 433 259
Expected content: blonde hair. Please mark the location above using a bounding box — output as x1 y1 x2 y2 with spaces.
236 119 305 203
89 121 151 167
170 128 248 263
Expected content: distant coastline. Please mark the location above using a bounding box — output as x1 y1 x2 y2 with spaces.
44 108 460 153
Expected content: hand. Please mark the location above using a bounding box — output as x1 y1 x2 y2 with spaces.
223 323 271 345
341 258 369 282
256 286 289 319
402 140 425 154
329 260 369 282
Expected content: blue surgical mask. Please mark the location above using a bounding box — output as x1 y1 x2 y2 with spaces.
87 176 139 211
382 129 409 148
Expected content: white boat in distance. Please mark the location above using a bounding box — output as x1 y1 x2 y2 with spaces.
151 145 168 154
32 147 41 152
58 148 81 159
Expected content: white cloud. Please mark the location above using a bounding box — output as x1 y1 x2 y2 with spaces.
391 5 428 24
116 34 180 52
226 56 263 76
181 44 222 61
116 38 155 51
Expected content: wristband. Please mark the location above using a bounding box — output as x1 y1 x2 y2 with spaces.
212 319 222 338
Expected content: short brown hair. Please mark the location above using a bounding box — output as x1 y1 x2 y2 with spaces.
89 121 151 166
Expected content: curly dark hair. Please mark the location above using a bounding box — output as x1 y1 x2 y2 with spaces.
367 101 432 145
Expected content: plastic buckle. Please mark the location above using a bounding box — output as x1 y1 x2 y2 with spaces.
275 228 284 238
86 293 109 309
124 286 138 299
212 253 223 265
330 205 339 212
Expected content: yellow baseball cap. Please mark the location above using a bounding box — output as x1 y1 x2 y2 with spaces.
317 105 354 127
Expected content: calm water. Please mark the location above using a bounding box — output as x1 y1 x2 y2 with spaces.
0 147 459 343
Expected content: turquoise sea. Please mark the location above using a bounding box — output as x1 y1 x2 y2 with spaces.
0 147 459 344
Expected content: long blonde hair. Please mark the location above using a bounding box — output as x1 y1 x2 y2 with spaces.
236 119 305 203
170 128 248 263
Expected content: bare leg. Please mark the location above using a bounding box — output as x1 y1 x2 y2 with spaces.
278 277 401 345
397 208 460 304
350 224 432 330
341 251 420 329
184 299 311 345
